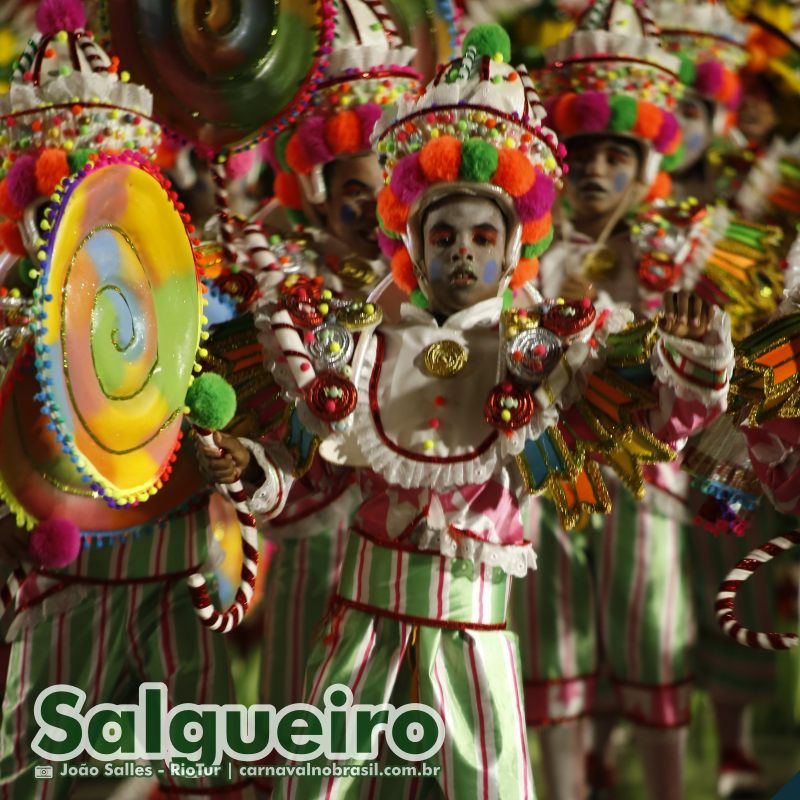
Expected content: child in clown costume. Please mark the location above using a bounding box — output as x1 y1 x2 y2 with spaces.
199 23 736 799
0 2 254 797
201 0 423 720
508 3 708 799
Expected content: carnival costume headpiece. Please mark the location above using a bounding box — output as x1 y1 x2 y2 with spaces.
0 0 159 258
538 0 682 193
744 0 800 96
373 24 565 300
652 0 749 133
266 0 422 223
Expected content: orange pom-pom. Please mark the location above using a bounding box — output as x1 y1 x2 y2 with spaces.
326 111 363 155
0 180 22 222
553 94 580 137
493 149 536 197
0 220 25 257
377 186 409 235
274 171 303 211
510 257 539 288
35 149 70 196
718 69 740 106
644 171 671 202
285 133 314 175
522 212 552 243
633 102 663 140
419 136 461 183
391 247 417 293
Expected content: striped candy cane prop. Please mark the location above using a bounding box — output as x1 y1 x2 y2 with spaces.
184 372 259 633
716 530 800 650
0 518 81 617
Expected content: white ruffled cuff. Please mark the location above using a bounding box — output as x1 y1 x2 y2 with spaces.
238 438 295 521
651 306 734 404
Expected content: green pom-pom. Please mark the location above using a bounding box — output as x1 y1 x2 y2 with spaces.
185 373 237 431
661 143 686 173
273 130 293 173
459 139 499 183
521 227 555 259
609 95 638 132
67 149 92 173
462 24 511 63
410 287 429 309
677 54 697 87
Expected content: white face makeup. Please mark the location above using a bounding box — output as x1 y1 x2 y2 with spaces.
674 92 713 172
564 136 641 224
421 195 507 315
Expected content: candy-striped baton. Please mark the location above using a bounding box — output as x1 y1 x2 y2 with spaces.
716 530 800 650
184 372 259 633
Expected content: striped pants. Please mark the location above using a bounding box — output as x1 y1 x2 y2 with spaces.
260 523 348 708
0 578 250 799
511 487 695 728
275 532 535 800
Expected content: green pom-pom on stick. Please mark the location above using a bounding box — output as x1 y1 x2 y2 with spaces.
185 373 237 431
462 24 512 63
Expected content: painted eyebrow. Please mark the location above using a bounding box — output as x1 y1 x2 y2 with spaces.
429 222 455 232
473 223 499 231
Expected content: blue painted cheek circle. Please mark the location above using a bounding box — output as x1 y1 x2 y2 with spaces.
483 259 498 285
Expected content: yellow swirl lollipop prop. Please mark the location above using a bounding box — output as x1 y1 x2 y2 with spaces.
28 152 203 510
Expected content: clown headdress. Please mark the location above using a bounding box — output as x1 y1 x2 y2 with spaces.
652 0 749 134
538 0 683 194
0 0 159 258
373 23 565 301
266 0 422 224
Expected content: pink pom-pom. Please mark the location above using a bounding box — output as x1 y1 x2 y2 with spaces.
297 115 333 166
653 110 680 153
378 229 403 258
6 155 39 209
696 61 724 97
354 103 383 148
573 92 610 132
28 518 81 569
515 172 555 222
225 150 256 180
35 0 87 36
390 152 428 206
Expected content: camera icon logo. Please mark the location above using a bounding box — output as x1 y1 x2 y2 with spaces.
34 766 53 779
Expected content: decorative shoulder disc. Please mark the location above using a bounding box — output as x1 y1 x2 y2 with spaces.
22 153 203 509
